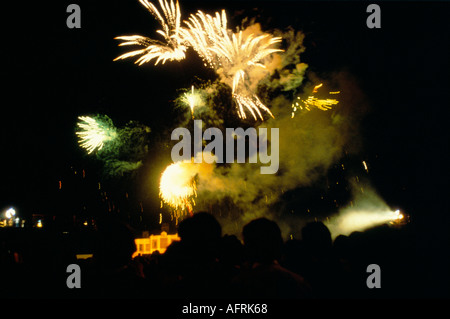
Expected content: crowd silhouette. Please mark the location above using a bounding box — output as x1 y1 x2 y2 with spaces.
0 211 424 299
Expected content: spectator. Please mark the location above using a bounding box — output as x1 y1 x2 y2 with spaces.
299 221 340 298
161 212 225 298
233 218 311 298
86 218 149 298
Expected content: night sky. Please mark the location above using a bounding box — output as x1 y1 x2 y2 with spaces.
1 1 449 248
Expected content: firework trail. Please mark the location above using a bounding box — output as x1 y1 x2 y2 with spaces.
114 0 186 65
76 115 118 154
114 0 283 120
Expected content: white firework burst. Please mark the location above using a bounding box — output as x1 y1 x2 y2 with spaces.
114 0 186 65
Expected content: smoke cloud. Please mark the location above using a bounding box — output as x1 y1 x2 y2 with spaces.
167 24 370 238
324 180 397 239
96 118 151 177
191 71 368 237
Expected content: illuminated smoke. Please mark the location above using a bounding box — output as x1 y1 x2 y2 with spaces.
324 182 404 238
188 72 367 237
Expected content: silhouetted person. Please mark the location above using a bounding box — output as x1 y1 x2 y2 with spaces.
233 218 310 298
300 221 340 298
87 218 148 298
161 212 225 298
301 221 332 254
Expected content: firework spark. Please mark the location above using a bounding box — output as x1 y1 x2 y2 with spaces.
114 0 186 65
76 116 118 154
291 83 340 118
159 160 197 215
181 85 203 118
180 10 228 69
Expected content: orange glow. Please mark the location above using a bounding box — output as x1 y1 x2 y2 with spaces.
312 83 323 93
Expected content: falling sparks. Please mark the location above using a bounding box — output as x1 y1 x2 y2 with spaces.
76 116 117 154
114 0 282 121
233 93 274 121
302 96 339 111
291 83 340 118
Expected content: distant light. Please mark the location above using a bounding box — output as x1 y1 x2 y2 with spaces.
76 254 93 260
5 208 16 219
36 220 43 228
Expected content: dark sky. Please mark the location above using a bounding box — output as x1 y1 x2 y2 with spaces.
1 1 449 236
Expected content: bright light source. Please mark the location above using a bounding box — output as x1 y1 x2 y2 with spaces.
5 208 16 219
36 220 43 228
390 209 404 220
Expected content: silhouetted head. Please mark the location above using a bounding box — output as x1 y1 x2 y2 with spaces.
178 212 222 245
218 234 244 266
333 234 350 259
242 218 283 264
301 221 332 252
94 218 136 269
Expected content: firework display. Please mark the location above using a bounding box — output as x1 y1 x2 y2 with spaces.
2 0 446 301
114 0 283 120
110 0 343 218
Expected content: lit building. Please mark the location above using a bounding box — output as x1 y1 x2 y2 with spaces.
132 231 180 258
